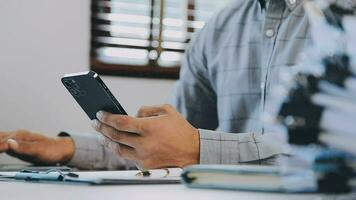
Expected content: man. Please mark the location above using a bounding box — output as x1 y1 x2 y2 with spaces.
0 0 308 169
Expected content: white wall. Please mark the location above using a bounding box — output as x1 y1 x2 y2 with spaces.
0 0 175 164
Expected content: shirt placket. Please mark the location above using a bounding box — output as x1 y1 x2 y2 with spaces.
260 0 286 134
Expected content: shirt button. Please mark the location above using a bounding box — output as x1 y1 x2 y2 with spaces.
289 0 296 5
265 29 274 38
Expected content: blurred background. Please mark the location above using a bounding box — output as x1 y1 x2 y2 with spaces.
0 0 231 163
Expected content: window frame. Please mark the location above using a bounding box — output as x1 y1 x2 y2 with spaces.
90 0 195 79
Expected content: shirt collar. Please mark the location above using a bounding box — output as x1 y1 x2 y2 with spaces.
284 0 302 10
259 0 302 11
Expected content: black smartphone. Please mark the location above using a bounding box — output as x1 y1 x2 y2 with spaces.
61 71 127 120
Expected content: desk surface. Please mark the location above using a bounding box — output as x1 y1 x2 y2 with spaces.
0 181 353 200
0 170 354 200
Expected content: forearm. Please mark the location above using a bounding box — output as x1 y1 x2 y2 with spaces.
59 131 136 170
198 129 291 165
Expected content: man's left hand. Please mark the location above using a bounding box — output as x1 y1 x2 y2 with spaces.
92 104 200 169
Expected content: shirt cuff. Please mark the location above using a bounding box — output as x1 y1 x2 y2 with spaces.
199 129 291 165
58 131 104 169
199 129 239 164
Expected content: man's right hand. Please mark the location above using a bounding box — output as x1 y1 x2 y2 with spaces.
0 130 75 165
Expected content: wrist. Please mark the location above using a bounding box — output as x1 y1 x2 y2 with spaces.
192 128 200 164
56 137 75 164
181 128 200 167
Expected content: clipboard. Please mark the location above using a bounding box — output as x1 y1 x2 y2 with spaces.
0 168 182 185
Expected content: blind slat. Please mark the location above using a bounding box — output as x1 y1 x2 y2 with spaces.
91 0 232 69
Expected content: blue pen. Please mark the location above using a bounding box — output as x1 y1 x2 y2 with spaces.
0 169 87 184
14 170 64 181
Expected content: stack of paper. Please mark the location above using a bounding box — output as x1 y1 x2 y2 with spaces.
182 0 356 194
264 0 356 194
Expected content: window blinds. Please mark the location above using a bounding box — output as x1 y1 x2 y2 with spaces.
91 0 231 78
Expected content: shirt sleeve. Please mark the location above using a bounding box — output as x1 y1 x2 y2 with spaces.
169 25 218 130
58 131 137 170
169 18 290 165
199 129 291 165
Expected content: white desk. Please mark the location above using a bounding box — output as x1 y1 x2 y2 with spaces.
1 174 354 200
0 182 340 200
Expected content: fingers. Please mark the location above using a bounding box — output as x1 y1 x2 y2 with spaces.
137 104 174 117
0 142 8 152
0 130 35 153
118 144 137 161
7 139 37 155
0 132 10 146
0 132 11 152
92 120 140 148
2 130 42 142
10 130 42 141
96 111 146 134
6 139 41 165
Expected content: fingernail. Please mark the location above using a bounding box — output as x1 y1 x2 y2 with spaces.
96 111 104 120
7 139 18 149
91 119 100 129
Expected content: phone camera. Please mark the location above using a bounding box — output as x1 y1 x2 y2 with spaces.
64 80 73 89
70 89 80 96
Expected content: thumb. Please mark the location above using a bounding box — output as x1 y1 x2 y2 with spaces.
7 139 36 155
7 139 19 149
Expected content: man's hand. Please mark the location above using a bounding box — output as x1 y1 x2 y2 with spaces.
93 104 200 169
0 130 75 165
0 132 10 153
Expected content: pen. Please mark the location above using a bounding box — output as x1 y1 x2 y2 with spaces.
6 169 79 182
14 171 63 181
